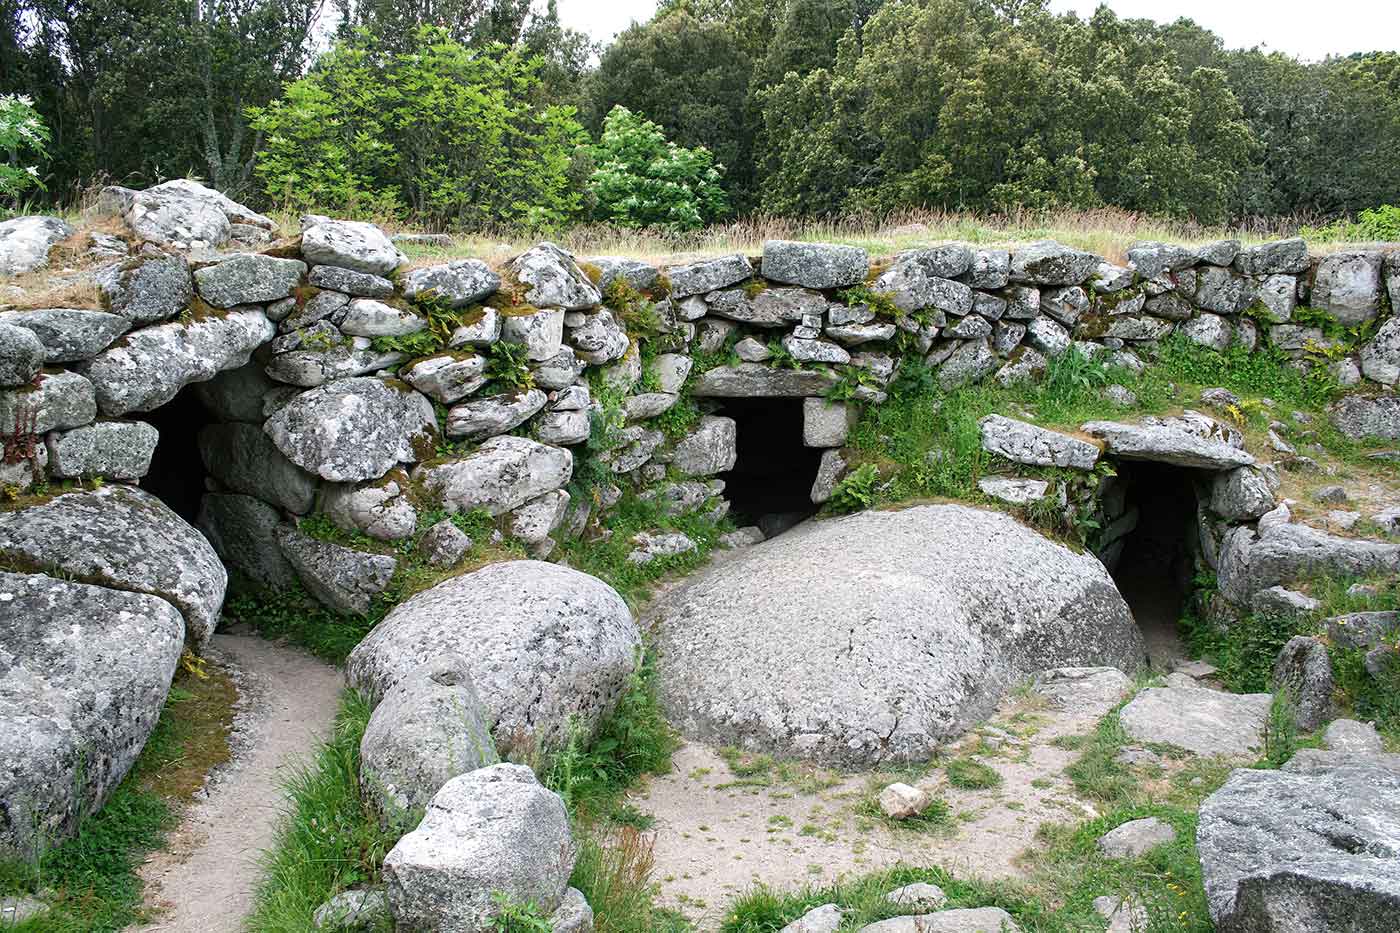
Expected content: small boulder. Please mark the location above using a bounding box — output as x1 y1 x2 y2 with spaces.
0 308 128 364
884 883 947 911
311 888 391 931
277 524 397 616
978 414 1100 470
1119 686 1271 757
402 259 499 307
507 243 600 310
1272 636 1334 731
359 656 499 823
762 240 868 289
878 782 931 819
415 435 571 516
45 420 158 479
780 903 843 933
1082 411 1253 470
301 220 401 276
1096 816 1177 859
666 254 752 298
197 493 299 590
857 907 1022 932
1008 240 1098 285
1323 719 1383 754
382 764 574 932
193 253 305 308
0 215 73 276
0 322 44 386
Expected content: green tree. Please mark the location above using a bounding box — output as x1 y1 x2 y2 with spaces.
587 105 728 229
248 27 586 227
583 11 755 210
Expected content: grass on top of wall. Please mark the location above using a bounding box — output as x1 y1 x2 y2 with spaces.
0 663 237 933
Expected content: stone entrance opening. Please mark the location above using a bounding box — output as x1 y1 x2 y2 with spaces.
139 387 218 524
711 397 824 536
1104 461 1203 668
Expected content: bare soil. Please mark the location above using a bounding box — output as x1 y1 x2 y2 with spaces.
127 629 343 933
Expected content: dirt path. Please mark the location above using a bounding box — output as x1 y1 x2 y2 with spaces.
129 628 343 933
633 686 1118 930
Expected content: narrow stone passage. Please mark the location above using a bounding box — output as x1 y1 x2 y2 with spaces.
127 630 343 933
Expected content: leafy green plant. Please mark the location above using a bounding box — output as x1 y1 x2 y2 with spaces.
485 340 535 392
1261 689 1299 768
765 339 804 371
0 94 49 205
827 463 881 514
487 893 552 932
588 105 729 230
836 284 899 320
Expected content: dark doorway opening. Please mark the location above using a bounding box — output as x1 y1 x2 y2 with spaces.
1105 461 1203 669
711 397 825 537
139 386 217 524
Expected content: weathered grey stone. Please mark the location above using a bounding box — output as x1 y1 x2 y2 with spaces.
1313 250 1384 326
1254 274 1297 323
1324 719 1383 754
780 903 843 933
382 765 574 932
671 415 737 476
360 655 498 822
782 334 850 364
0 369 95 436
1219 521 1400 606
307 264 394 298
323 471 419 542
599 425 662 474
967 249 1010 289
1090 261 1134 293
943 314 992 339
264 378 437 482
97 252 193 325
993 347 1047 387
857 907 1021 932
1326 611 1399 651
532 347 584 391
1233 238 1309 276
1033 667 1132 716
979 414 1099 470
189 359 274 422
311 888 390 931
588 256 658 292
1194 266 1256 314
1210 467 1275 521
277 523 396 615
402 352 485 404
934 338 994 389
198 421 317 514
652 505 1142 766
263 331 405 388
763 240 867 289
1024 316 1071 356
45 420 157 479
1082 411 1253 469
414 435 571 516
0 215 72 276
508 243 601 310
1119 686 1272 757
691 363 839 397
0 485 226 645
197 493 298 590
82 307 273 415
655 353 692 394
1103 315 1173 342
666 254 752 298
0 308 127 364
1197 240 1241 267
1197 756 1400 932
978 476 1049 505
420 519 472 569
1182 313 1233 352
1009 240 1097 285
902 244 972 278
193 253 305 308
627 530 697 564
121 184 230 249
449 306 501 348
301 220 400 275
550 887 594 933
811 448 846 504
1097 817 1177 858
279 288 349 332
337 298 425 338
445 388 547 441
0 322 44 386
0 571 183 861
884 883 947 912
568 308 629 364
1040 285 1089 326
1127 242 1196 278
402 259 499 307
1272 636 1334 731
348 561 639 750
803 398 853 447
1360 316 1400 386
501 308 565 361
535 408 590 446
1329 394 1400 441
874 260 973 316
1001 285 1040 320
510 489 570 553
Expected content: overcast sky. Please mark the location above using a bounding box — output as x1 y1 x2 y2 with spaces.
557 0 1400 61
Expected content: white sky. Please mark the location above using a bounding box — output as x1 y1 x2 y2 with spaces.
556 0 1400 60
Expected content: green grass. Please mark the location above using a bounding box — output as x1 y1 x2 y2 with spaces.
943 757 1003 790
248 691 400 933
0 668 235 932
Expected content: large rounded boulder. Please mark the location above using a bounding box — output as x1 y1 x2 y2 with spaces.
651 504 1144 766
0 571 184 860
346 561 640 753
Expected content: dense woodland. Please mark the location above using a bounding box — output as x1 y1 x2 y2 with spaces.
1 0 1398 228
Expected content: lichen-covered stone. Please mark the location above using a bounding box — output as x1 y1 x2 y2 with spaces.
1008 240 1098 285
301 220 401 275
97 252 193 325
0 571 183 861
197 493 299 590
0 308 128 364
507 243 601 310
762 240 868 289
277 523 397 616
0 216 73 276
414 435 572 516
1312 250 1384 326
446 388 547 441
0 485 226 645
264 378 437 482
323 470 419 541
402 259 499 307
193 253 305 308
45 420 158 479
666 254 753 298
198 421 317 514
0 369 96 434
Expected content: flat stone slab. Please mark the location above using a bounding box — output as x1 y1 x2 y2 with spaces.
1119 686 1271 757
1082 411 1254 470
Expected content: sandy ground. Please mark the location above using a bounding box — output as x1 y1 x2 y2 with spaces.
633 686 1118 930
127 629 343 933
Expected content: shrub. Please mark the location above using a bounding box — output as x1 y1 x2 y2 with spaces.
0 95 49 206
249 27 585 227
588 106 729 231
827 463 881 514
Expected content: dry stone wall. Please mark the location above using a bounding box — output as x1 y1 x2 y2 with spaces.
0 180 1398 622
